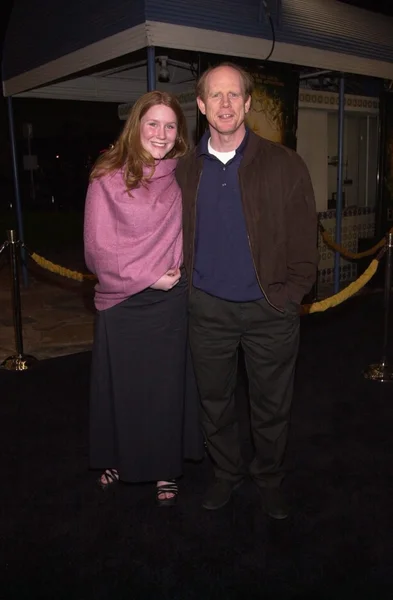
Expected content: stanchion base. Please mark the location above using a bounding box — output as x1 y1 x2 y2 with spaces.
0 354 38 371
363 362 393 382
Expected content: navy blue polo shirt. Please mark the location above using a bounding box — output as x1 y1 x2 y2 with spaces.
193 130 263 302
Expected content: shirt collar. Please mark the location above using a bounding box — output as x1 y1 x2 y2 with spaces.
196 127 250 158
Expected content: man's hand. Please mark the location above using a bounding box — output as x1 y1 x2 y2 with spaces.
150 268 181 291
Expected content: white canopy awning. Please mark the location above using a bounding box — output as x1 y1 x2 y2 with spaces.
3 19 393 103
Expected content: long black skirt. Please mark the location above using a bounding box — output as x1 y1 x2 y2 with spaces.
89 276 203 482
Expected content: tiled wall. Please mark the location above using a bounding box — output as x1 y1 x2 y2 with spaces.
318 207 375 284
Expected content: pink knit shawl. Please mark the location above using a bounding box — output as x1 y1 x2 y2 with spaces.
84 159 182 310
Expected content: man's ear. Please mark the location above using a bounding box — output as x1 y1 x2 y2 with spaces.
245 94 252 114
197 96 207 115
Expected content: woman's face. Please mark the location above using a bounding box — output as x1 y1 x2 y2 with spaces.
140 104 178 159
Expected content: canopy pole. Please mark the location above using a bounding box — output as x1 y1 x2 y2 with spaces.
147 47 156 92
334 74 345 294
7 96 28 287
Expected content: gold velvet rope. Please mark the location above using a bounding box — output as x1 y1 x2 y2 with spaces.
28 248 384 314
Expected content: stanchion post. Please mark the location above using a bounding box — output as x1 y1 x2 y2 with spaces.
363 232 393 382
9 229 24 356
381 232 393 369
0 230 37 371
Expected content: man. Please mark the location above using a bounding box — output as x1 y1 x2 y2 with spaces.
176 62 317 519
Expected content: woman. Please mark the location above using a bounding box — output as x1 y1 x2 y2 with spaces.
84 91 201 506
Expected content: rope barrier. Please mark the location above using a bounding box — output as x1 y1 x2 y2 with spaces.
3 228 392 376
27 220 391 290
29 251 97 282
24 244 385 315
301 253 383 315
319 222 393 261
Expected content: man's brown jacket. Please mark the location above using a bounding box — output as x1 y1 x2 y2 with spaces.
176 130 318 311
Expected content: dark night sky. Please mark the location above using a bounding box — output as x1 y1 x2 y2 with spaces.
339 0 393 15
0 1 13 64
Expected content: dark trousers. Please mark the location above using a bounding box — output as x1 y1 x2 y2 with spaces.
189 288 300 488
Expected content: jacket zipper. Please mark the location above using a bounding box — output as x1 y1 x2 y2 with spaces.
189 170 203 293
238 174 283 313
246 234 283 313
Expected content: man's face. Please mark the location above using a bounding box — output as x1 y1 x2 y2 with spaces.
197 66 251 136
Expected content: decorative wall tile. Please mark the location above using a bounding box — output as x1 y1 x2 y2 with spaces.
318 207 375 283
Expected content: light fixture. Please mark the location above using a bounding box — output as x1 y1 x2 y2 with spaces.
157 56 170 83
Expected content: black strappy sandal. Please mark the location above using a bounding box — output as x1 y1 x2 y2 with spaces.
156 480 178 507
98 468 119 490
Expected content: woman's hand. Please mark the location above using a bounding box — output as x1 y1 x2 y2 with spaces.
150 268 181 291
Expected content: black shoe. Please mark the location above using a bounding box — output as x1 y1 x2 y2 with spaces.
202 479 243 510
258 487 289 520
